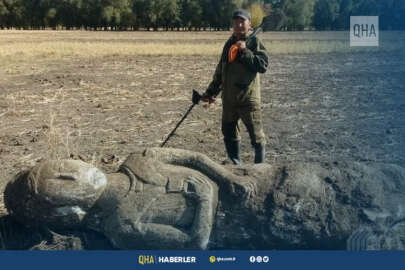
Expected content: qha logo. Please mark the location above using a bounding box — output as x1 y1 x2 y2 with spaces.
350 16 379 47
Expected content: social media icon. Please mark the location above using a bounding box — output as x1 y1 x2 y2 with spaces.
249 256 256 263
256 256 262 263
263 256 269 263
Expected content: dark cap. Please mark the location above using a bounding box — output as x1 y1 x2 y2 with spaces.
232 9 251 21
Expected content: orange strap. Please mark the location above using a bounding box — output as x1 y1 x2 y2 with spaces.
228 44 239 63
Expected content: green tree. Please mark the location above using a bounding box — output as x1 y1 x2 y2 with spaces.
381 0 405 30
264 0 315 30
82 0 104 30
133 0 158 30
132 0 147 29
19 0 43 29
335 0 353 30
56 0 84 29
352 0 379 16
157 0 179 30
93 0 133 29
133 0 179 31
283 0 315 30
0 0 26 28
180 0 202 30
313 0 340 30
201 0 222 29
0 1 9 28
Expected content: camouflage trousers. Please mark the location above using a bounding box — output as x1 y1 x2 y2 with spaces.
221 102 266 147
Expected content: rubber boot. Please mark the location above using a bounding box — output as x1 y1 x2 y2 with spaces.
224 140 241 165
254 144 265 164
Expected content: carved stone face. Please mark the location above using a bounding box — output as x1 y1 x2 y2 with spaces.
31 160 107 206
5 160 107 227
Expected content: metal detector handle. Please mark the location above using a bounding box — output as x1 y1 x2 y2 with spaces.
192 89 202 105
247 20 264 43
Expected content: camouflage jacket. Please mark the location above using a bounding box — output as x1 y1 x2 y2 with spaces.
205 35 268 106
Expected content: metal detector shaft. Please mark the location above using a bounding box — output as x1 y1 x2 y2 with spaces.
160 103 196 147
160 89 201 147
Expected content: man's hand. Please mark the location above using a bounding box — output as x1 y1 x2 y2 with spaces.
235 40 246 51
201 93 216 104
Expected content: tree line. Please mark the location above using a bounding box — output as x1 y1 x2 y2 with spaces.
0 0 404 31
268 0 404 31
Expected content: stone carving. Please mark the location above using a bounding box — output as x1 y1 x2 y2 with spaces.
4 147 405 250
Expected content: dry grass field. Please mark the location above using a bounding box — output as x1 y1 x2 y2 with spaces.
0 30 404 249
1 30 403 60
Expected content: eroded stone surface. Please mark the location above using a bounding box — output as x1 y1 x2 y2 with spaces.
4 147 405 250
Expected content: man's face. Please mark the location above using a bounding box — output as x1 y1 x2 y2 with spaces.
232 17 251 38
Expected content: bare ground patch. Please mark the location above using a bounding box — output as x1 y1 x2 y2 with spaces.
0 32 404 249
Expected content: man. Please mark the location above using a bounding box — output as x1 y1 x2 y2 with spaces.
202 8 269 165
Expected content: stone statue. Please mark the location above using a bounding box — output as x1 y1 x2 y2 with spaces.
4 147 405 250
